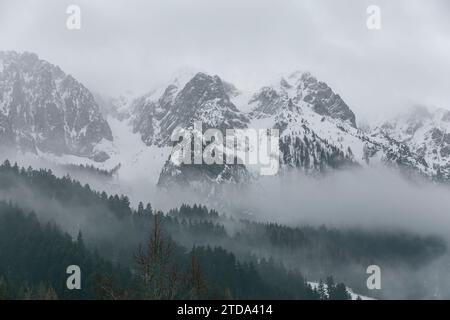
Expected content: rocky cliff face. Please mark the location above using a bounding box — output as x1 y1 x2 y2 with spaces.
130 72 251 187
131 72 248 147
248 71 356 127
0 51 112 161
371 106 450 181
129 70 450 187
3 51 448 187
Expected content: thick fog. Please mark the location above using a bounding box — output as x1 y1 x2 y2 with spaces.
218 167 450 237
3 148 450 240
4 151 450 299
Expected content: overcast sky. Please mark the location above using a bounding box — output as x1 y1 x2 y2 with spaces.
0 0 449 122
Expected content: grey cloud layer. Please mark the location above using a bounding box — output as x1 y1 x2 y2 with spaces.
1 0 449 121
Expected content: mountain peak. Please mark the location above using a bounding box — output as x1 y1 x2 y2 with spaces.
286 70 313 83
246 71 356 127
0 50 113 161
131 70 248 146
371 104 450 180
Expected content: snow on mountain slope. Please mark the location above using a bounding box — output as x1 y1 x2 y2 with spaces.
371 106 450 181
254 99 369 164
103 117 172 197
242 71 356 127
131 72 249 147
0 116 171 205
232 72 378 173
228 72 444 179
130 72 252 188
128 70 449 186
3 57 447 194
0 51 112 161
129 70 369 185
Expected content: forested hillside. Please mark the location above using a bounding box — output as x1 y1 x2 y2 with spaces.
0 160 446 299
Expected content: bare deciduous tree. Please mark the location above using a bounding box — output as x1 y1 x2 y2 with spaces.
134 214 180 299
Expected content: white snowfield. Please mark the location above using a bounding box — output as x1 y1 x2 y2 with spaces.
4 117 171 206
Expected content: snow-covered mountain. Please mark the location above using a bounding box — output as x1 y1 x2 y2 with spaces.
233 72 437 179
129 72 251 188
127 70 366 187
125 70 450 187
240 72 367 173
0 51 112 161
371 106 450 181
247 71 356 127
2 51 448 189
131 72 249 147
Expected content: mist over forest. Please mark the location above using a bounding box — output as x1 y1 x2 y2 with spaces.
1 158 449 299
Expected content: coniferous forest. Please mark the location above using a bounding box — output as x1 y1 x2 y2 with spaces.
0 160 446 300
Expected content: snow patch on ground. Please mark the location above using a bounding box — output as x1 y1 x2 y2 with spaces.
308 282 375 300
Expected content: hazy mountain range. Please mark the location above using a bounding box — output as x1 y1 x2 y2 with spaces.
2 51 450 187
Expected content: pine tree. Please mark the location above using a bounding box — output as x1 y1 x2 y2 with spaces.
142 203 153 216
77 230 84 248
325 276 336 300
35 283 58 300
137 202 145 216
333 283 351 300
0 276 9 299
318 279 327 300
